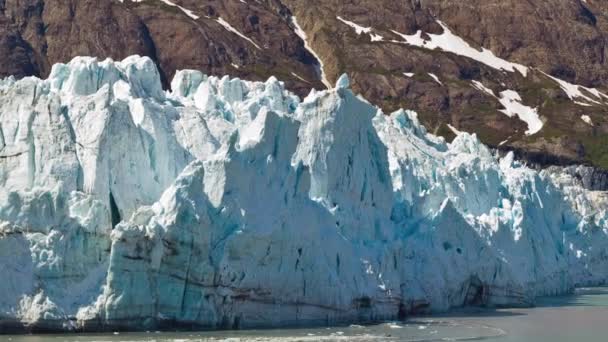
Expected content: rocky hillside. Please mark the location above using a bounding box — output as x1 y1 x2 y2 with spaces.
1 0 607 171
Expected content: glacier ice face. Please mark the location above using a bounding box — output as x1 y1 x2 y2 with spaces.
0 56 607 331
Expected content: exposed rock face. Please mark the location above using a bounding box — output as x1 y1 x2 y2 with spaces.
0 0 607 172
0 0 324 94
0 56 607 332
283 0 608 171
0 16 39 78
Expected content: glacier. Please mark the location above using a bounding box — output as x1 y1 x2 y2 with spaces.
0 55 607 331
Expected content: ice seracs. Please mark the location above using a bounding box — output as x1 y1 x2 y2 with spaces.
0 55 607 331
335 73 350 89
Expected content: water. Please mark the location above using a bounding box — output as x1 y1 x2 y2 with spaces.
3 287 608 342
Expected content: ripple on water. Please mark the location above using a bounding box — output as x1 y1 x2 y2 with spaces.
6 287 608 342
2 320 506 342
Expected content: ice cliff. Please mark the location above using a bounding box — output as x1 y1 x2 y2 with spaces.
0 56 607 331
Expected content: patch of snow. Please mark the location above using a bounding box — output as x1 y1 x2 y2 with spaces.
336 16 372 35
158 0 199 19
291 16 332 89
498 90 543 135
336 16 384 42
542 71 607 105
471 80 496 97
391 21 528 76
447 124 461 135
117 0 199 20
216 17 261 50
574 101 592 107
370 33 384 42
428 73 442 85
290 72 309 83
403 72 414 78
581 115 593 126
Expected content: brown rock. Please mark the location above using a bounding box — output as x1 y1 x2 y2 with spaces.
0 0 607 170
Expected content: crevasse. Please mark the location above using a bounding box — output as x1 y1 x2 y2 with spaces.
0 56 606 331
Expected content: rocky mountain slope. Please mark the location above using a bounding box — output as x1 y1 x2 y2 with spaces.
0 56 607 332
1 0 608 174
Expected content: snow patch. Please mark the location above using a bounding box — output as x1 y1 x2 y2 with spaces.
543 71 608 106
292 16 332 89
158 0 199 19
336 16 372 35
117 0 200 20
217 17 261 50
336 16 384 42
498 90 543 135
581 115 593 126
471 80 496 97
391 21 528 76
447 124 461 135
428 73 442 85
291 72 309 83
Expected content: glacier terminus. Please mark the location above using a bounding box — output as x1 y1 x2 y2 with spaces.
0 56 607 331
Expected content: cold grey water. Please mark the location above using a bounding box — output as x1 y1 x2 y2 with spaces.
3 288 607 342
